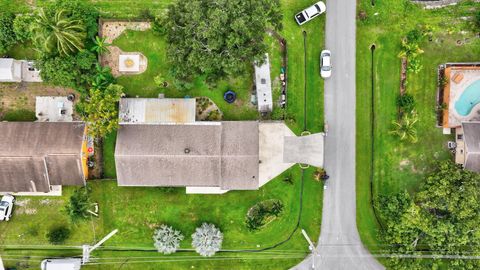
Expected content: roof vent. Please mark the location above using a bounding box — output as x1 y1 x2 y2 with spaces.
184 148 191 154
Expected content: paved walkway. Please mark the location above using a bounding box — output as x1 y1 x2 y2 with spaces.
293 0 384 269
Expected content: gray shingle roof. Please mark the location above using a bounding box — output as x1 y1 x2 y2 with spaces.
463 122 480 173
0 122 86 192
115 122 259 190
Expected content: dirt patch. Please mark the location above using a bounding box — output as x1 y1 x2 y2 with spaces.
100 21 151 44
0 83 79 119
15 199 30 207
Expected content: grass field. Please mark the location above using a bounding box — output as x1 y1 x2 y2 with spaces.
1 167 323 270
0 0 326 269
356 0 480 259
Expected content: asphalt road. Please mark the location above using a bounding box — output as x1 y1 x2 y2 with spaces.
293 0 384 269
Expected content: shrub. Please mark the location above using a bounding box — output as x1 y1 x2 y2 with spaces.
153 225 184 254
0 12 17 55
13 14 34 43
65 186 91 222
191 223 223 257
245 199 284 231
396 93 415 113
36 50 97 89
47 225 70 244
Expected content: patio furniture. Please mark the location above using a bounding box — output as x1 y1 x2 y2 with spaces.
452 72 464 84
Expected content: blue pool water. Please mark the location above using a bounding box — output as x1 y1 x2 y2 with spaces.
455 79 480 116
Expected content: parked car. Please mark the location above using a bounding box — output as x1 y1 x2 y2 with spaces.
295 1 326 25
0 194 15 221
320 50 332 78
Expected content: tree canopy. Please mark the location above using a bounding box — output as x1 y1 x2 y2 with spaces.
378 161 480 269
163 0 282 81
77 84 124 138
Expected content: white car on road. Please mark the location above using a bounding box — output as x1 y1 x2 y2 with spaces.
320 50 332 78
295 1 326 25
0 194 15 221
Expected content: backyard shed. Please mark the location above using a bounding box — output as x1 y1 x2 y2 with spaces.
254 54 273 112
0 58 22 82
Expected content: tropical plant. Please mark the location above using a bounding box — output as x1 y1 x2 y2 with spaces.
92 63 114 89
153 225 184 254
77 84 124 138
390 112 419 143
0 12 17 55
191 223 223 257
45 0 99 39
32 8 86 56
245 199 284 231
47 225 71 244
65 186 91 222
91 36 111 55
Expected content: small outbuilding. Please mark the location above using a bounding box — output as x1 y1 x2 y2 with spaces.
254 54 273 113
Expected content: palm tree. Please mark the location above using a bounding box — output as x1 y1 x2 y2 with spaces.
32 8 86 56
91 36 111 55
390 112 419 143
91 63 114 89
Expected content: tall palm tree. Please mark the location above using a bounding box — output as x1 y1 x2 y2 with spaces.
32 8 86 56
390 112 419 143
91 36 111 55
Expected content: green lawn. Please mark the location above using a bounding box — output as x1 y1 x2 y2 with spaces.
1 167 323 270
0 0 326 269
356 0 480 259
112 29 258 121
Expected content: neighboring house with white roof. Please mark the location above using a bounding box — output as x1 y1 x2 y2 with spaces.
0 58 22 82
0 58 42 82
254 54 273 113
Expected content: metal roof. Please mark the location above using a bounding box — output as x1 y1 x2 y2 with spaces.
119 98 196 124
254 54 273 112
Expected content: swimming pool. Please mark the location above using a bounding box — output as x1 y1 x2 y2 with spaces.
455 79 480 116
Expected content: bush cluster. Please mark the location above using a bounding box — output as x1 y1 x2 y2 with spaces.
245 199 284 231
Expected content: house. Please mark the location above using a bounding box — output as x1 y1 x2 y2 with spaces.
0 122 88 194
0 58 22 82
454 122 480 173
0 58 42 83
115 97 324 193
115 121 259 192
254 54 273 113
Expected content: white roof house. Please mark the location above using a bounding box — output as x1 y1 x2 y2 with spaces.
254 54 273 112
0 58 22 82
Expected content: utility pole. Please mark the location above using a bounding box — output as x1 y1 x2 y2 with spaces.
82 229 118 265
301 229 316 269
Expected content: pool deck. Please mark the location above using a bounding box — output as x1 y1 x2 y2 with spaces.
443 66 480 128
